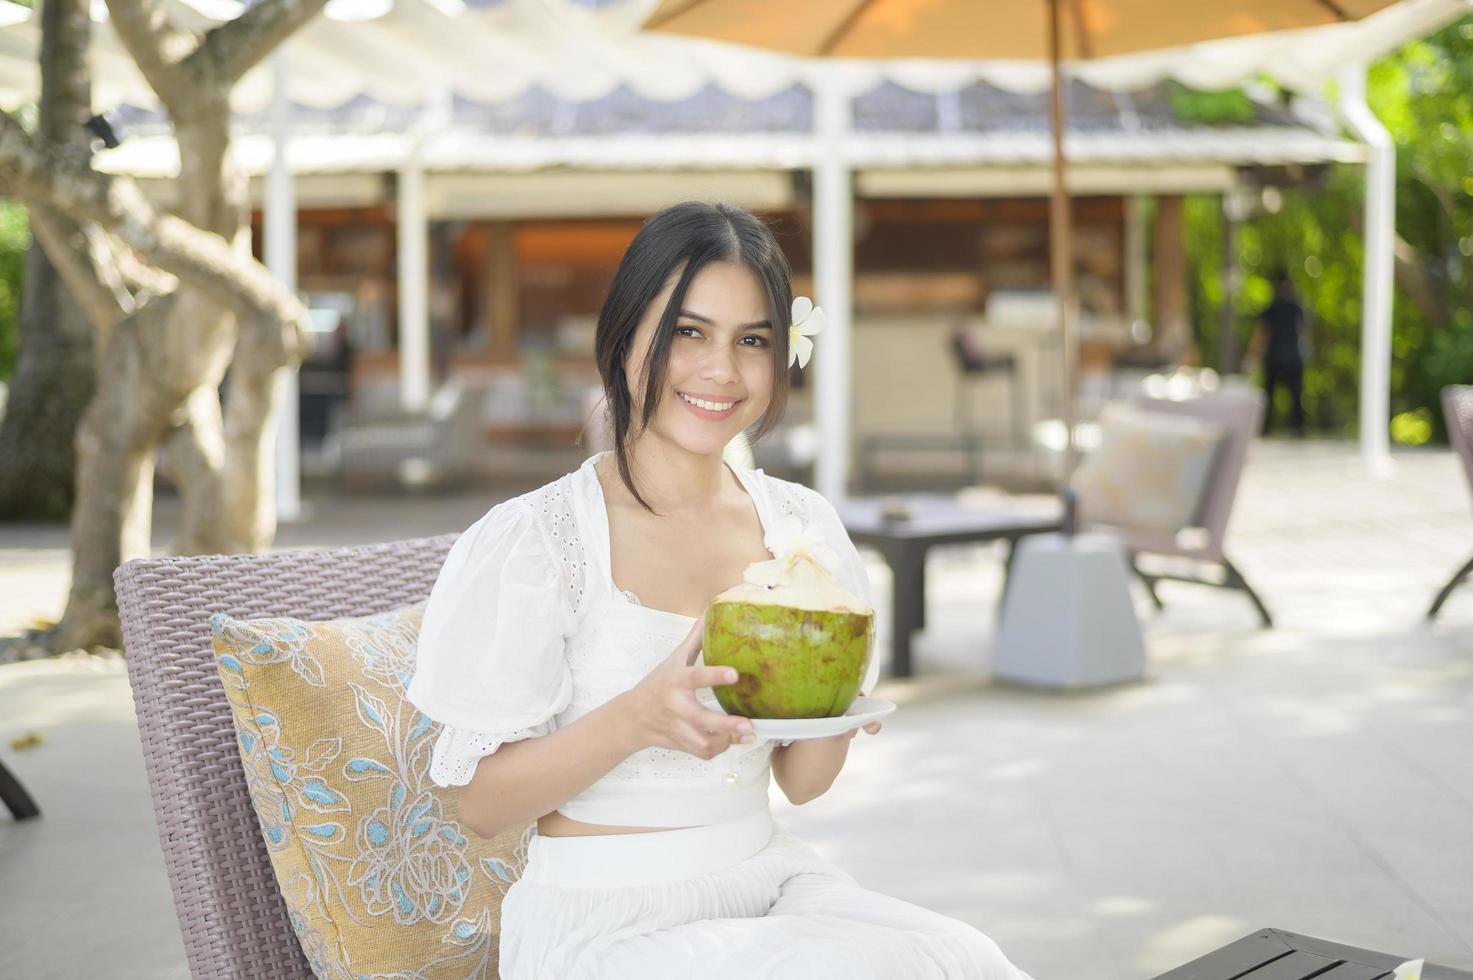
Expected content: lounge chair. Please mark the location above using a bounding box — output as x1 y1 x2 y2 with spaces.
1428 385 1473 620
0 757 40 820
331 380 486 485
1089 387 1273 627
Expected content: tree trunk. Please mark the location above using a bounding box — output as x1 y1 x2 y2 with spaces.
0 0 94 521
51 89 290 649
166 98 263 556
53 240 239 651
0 0 326 658
162 383 229 555
224 326 290 552
59 299 183 652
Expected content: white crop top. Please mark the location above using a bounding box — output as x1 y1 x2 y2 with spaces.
405 449 877 829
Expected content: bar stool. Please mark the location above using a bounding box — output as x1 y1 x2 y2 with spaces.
950 323 1024 482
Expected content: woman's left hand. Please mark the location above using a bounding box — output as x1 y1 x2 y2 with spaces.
827 720 882 742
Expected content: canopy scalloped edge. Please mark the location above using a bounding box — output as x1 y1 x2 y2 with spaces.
0 0 1464 117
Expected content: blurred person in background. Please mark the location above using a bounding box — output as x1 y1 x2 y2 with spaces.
1246 270 1309 437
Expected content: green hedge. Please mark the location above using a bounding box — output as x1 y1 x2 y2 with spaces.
0 202 26 382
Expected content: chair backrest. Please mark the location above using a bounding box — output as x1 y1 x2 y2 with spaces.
442 380 494 463
113 535 456 980
1444 385 1473 499
1129 386 1265 561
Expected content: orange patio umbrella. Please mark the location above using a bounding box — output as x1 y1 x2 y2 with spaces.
642 0 1400 491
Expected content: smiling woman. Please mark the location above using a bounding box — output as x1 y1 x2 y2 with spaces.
406 202 1037 980
593 201 794 515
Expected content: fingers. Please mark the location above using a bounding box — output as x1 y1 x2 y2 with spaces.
677 611 709 667
682 665 739 690
676 720 746 760
660 695 751 753
823 722 883 743
692 705 751 740
674 721 716 758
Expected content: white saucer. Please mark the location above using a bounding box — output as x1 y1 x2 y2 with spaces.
698 695 897 741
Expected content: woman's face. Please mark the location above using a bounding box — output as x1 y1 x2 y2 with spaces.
624 260 776 457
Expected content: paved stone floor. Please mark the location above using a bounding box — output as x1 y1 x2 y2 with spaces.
1 439 1470 979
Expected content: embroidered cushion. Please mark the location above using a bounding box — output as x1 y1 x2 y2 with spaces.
209 603 528 980
1073 403 1225 535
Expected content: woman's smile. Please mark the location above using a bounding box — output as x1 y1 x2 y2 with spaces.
676 390 743 420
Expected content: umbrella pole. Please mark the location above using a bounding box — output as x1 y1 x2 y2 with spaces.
1047 0 1079 515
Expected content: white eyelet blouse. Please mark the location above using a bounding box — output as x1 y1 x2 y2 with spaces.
405 449 877 829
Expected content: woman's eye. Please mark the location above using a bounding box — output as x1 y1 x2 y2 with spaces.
675 326 767 348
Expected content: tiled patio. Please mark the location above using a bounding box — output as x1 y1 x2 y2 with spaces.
1 439 1470 979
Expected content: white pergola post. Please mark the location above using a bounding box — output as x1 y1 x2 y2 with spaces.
1339 63 1395 477
812 73 855 504
397 141 431 413
266 52 302 521
1124 195 1148 337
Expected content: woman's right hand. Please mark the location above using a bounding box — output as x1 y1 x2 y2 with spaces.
617 612 755 760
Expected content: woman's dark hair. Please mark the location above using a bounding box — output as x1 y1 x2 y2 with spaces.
590 201 793 515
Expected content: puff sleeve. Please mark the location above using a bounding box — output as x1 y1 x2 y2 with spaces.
800 490 882 697
406 497 576 787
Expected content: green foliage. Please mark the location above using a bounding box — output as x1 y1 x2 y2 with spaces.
1184 14 1473 444
1168 81 1258 125
1391 408 1434 446
0 202 27 381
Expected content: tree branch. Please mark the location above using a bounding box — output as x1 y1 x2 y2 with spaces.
88 224 178 297
102 0 198 113
1348 201 1449 327
187 0 330 90
1392 234 1448 326
26 206 135 338
0 110 310 365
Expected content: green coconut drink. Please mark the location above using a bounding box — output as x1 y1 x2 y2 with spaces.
703 549 875 719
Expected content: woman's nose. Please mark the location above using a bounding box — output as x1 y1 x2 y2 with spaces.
699 345 740 384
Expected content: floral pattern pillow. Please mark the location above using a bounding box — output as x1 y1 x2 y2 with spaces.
210 604 528 979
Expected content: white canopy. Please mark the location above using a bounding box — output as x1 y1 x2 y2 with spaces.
0 0 1466 115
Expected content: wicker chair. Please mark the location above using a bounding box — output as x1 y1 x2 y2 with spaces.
113 535 456 979
1428 385 1473 620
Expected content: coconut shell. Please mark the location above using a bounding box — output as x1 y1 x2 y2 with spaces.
703 549 874 719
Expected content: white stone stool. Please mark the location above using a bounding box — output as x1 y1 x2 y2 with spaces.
992 531 1146 689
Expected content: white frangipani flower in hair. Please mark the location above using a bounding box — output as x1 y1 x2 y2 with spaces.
788 296 826 370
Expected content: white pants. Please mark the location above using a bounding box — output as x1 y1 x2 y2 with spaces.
498 809 1035 980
